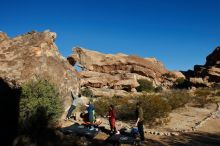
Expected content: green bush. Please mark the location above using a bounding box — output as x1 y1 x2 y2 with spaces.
81 87 93 97
93 96 135 120
136 79 155 92
93 98 112 117
19 79 63 125
137 94 171 124
163 90 192 110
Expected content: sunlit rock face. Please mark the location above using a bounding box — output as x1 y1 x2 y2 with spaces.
68 47 184 94
0 30 80 108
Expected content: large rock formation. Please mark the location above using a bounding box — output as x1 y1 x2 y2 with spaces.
0 31 80 108
68 47 184 95
183 47 220 87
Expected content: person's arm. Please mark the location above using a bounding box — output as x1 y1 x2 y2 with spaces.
71 89 78 99
135 108 142 126
135 118 140 127
105 110 111 118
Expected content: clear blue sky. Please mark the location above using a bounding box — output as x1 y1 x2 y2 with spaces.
1 0 220 71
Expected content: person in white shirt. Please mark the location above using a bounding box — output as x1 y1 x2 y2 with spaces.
65 89 81 120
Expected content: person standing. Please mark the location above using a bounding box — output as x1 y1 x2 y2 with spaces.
86 101 94 123
135 102 145 142
85 101 95 130
107 104 117 134
65 89 81 120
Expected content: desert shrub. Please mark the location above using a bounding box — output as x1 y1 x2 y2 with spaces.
137 94 171 124
194 96 215 108
194 88 212 97
174 78 189 89
19 79 63 125
117 105 135 120
136 79 155 92
164 90 192 110
93 96 135 120
93 98 112 117
94 96 131 117
81 87 93 97
194 88 215 107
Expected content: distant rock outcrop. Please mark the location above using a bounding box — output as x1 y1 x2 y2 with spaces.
67 47 184 95
183 47 220 87
0 31 80 108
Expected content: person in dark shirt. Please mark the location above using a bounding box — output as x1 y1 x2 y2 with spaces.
107 104 117 134
85 101 95 130
135 102 145 142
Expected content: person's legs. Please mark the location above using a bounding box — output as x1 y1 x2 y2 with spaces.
138 121 145 141
109 120 113 132
88 112 94 123
111 119 116 133
66 105 76 119
88 112 94 130
109 119 116 134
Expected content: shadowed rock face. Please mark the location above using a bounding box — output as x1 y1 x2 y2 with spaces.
205 47 220 67
0 78 20 146
183 47 220 87
0 31 79 108
68 47 184 91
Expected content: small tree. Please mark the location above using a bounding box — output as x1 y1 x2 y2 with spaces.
19 79 63 125
136 79 155 92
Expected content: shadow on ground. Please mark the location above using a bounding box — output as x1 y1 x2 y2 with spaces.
74 127 220 146
160 132 220 146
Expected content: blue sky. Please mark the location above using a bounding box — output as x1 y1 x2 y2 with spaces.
0 0 220 71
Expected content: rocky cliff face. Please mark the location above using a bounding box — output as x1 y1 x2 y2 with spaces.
67 47 184 94
0 31 79 107
183 47 220 87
